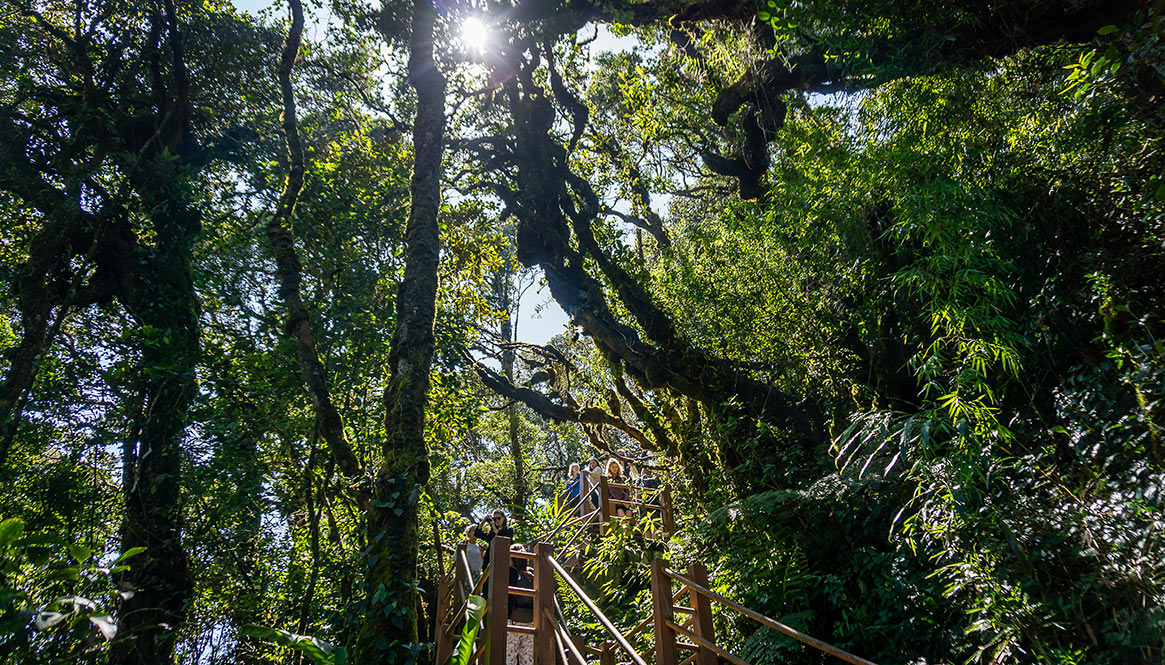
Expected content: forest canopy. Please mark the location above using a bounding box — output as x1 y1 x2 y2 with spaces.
0 0 1162 664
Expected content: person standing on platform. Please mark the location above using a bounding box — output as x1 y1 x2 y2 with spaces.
564 462 583 515
462 524 483 585
506 544 535 665
480 509 514 568
582 458 602 513
606 458 631 519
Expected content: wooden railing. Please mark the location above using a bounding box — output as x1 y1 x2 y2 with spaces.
529 477 675 563
433 542 878 665
649 559 879 665
596 476 675 538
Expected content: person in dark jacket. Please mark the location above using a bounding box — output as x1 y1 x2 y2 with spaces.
479 509 514 568
506 544 535 665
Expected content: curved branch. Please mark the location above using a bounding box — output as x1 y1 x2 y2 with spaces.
263 0 363 481
470 357 661 452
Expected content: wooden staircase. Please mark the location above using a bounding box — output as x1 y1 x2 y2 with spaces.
432 486 878 665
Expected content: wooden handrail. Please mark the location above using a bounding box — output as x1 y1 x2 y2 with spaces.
547 554 648 665
532 494 590 543
548 612 571 665
544 606 587 665
607 498 666 510
559 508 599 554
472 566 488 595
663 568 879 665
666 619 748 665
457 548 474 593
625 614 652 640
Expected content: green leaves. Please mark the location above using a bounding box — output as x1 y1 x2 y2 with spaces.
240 624 347 665
113 547 147 565
0 519 22 548
450 595 485 665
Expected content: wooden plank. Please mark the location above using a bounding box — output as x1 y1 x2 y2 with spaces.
487 537 511 665
664 568 880 665
687 564 716 665
533 543 555 665
650 557 678 665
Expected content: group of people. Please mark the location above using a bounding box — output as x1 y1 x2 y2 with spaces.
453 454 662 665
459 509 536 665
563 454 660 521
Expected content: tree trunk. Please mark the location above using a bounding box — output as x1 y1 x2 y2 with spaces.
114 169 199 665
356 0 445 658
113 3 197 662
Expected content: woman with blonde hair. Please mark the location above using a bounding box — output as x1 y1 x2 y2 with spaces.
606 458 631 519
564 462 583 515
463 523 483 584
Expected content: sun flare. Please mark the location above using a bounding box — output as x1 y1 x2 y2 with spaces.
460 16 490 53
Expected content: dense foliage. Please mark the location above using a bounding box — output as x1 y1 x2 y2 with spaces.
1 0 1161 664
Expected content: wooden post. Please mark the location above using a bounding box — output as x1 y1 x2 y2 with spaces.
650 557 678 665
599 476 611 537
687 564 716 665
571 636 586 665
661 486 675 536
533 543 555 665
580 471 591 517
487 537 511 665
435 571 452 665
599 640 616 665
455 542 468 607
